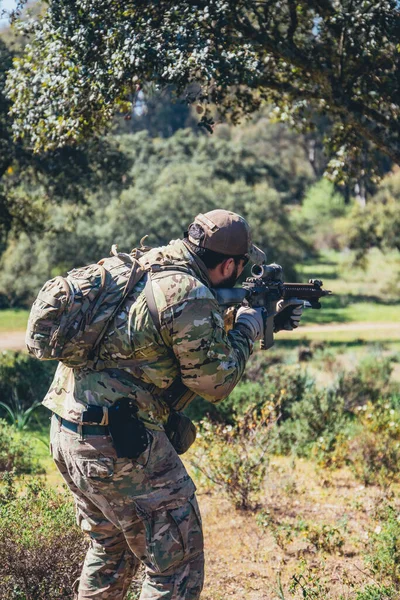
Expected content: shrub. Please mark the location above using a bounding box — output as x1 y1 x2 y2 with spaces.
348 401 400 486
272 387 348 457
296 519 346 554
355 585 397 600
365 503 400 587
240 349 286 383
334 356 393 412
0 351 56 413
257 511 346 555
0 419 43 474
0 474 87 600
185 364 310 425
189 402 277 510
224 365 311 422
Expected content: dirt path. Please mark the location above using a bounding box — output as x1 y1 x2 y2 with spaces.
0 331 26 351
299 321 400 334
0 321 398 352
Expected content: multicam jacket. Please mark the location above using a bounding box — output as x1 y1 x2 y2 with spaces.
42 239 253 429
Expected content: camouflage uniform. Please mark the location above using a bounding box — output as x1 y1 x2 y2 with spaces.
44 239 253 599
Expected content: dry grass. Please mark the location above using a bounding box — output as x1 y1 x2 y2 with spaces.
192 456 396 600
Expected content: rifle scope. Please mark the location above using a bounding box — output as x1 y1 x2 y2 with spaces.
251 263 282 281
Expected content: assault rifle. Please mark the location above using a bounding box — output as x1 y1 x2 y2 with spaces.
214 263 332 350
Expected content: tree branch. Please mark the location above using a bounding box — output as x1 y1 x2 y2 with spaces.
232 7 328 83
287 0 299 46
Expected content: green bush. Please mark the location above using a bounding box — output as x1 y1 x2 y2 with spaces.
0 351 56 413
185 364 311 425
348 400 400 486
0 474 87 600
271 387 348 458
240 348 286 383
227 365 311 422
355 585 397 600
365 503 400 587
0 419 43 474
189 403 277 510
335 356 394 412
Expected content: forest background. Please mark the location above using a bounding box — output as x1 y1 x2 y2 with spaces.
0 2 400 599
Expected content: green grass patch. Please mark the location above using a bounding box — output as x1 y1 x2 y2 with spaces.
22 410 62 484
0 309 29 332
300 298 399 325
298 248 400 299
296 249 400 326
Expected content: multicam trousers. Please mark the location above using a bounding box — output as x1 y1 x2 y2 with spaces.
50 415 204 599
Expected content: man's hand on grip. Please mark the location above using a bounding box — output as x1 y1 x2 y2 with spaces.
274 299 303 332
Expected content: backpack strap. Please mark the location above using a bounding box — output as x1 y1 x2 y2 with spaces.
144 268 197 411
144 271 162 335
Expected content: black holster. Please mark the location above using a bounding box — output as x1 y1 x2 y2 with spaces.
108 399 149 459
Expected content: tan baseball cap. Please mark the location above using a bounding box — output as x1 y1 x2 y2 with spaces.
187 210 266 265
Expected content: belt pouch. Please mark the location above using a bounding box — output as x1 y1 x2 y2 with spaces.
165 411 197 455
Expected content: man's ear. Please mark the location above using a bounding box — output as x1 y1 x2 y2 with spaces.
221 257 235 277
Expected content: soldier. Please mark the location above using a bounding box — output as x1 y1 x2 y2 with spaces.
43 209 302 599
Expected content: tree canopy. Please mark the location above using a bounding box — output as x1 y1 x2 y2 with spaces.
0 30 132 248
6 0 400 178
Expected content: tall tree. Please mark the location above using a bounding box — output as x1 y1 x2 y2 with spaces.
6 0 400 179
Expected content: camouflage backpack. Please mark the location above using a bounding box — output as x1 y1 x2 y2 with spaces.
25 246 147 368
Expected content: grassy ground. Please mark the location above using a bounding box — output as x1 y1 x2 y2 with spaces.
297 248 400 326
25 410 58 477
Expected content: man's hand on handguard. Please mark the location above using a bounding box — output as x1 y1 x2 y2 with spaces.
235 306 265 342
274 299 303 332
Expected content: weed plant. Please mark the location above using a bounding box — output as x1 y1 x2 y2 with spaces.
190 402 278 510
348 400 400 486
354 586 397 600
289 560 331 599
257 510 346 555
0 351 56 413
365 503 400 586
0 419 43 474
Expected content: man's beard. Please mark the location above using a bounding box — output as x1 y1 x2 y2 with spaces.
214 264 239 289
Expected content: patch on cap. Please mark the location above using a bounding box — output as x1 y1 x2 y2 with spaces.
188 209 265 264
